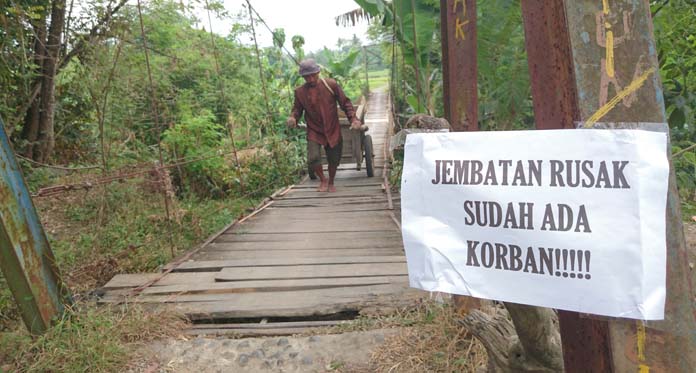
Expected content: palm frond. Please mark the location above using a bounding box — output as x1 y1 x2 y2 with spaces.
335 7 374 27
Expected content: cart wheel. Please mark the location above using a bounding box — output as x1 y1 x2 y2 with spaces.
364 134 374 177
308 165 317 180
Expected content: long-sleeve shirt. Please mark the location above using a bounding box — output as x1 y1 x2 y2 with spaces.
290 78 357 148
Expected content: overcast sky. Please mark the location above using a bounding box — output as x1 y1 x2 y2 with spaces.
195 0 370 53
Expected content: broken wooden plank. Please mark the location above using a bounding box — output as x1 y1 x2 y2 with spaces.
215 263 408 282
170 285 422 319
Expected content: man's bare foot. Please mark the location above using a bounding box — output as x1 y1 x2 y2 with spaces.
328 184 337 193
317 181 328 192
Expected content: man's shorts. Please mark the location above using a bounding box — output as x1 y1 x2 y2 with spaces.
307 139 343 168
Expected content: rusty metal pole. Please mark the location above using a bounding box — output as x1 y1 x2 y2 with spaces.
520 1 614 371
0 116 71 334
522 0 696 371
440 0 480 314
564 1 696 371
440 0 477 131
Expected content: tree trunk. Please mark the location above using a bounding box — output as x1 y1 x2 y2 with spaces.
20 18 48 159
34 0 66 163
459 303 564 372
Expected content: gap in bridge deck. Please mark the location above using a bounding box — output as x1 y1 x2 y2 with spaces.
190 311 361 326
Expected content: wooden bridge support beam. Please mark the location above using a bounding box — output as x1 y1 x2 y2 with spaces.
0 116 70 334
522 0 696 371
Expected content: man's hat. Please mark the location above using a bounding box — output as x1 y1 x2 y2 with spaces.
299 59 321 76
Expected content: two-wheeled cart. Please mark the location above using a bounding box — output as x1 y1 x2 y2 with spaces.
308 97 374 178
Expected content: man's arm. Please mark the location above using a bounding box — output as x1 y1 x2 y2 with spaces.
287 90 304 128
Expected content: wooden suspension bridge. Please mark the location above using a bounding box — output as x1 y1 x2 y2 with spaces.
4 1 696 371
99 90 424 336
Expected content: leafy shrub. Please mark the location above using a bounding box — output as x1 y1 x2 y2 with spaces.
162 110 235 196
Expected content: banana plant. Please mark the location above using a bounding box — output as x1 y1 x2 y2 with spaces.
339 0 439 114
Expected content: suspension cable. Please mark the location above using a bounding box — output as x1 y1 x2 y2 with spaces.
135 0 176 258
245 0 300 66
245 0 273 124
203 0 245 193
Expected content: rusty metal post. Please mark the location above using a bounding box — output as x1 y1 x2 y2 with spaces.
0 116 71 334
563 1 696 371
521 1 578 130
520 1 615 371
440 0 480 314
440 0 477 131
522 0 696 371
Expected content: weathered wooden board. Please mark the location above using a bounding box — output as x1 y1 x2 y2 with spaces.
214 231 402 243
101 283 410 304
233 222 396 234
192 248 404 260
269 203 395 212
276 192 385 200
169 256 406 272
167 285 421 319
103 272 217 289
271 197 387 207
251 210 393 220
203 240 403 251
284 187 385 198
215 263 408 282
291 182 383 189
139 276 409 295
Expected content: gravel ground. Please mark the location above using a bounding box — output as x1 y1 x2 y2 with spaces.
140 329 400 373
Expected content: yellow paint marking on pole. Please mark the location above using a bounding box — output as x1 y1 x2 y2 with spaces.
455 18 469 40
584 67 655 127
453 0 463 13
637 320 650 372
606 30 615 77
603 0 610 14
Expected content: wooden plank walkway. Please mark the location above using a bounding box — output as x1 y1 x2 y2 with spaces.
101 91 420 334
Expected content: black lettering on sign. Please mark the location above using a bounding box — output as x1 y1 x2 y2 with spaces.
540 204 592 233
462 200 534 230
465 240 592 280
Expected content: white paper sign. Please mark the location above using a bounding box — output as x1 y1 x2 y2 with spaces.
401 130 669 320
